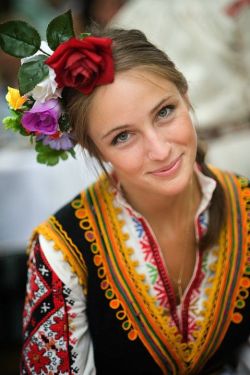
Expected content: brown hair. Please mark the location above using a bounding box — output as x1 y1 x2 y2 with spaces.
63 27 225 250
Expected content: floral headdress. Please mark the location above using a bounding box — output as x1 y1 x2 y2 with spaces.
0 10 114 165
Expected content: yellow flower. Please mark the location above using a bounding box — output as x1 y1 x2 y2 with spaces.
6 87 27 110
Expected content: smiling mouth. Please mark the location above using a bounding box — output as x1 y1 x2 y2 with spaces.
149 155 182 175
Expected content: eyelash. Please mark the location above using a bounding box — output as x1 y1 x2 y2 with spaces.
157 104 175 120
111 131 131 145
111 105 175 146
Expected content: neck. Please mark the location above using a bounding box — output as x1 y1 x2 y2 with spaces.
120 174 201 230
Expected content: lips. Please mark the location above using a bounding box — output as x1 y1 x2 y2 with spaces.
149 155 181 174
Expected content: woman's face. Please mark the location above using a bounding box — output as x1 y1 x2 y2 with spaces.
87 69 197 199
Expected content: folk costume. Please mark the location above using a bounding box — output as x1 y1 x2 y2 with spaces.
21 166 250 374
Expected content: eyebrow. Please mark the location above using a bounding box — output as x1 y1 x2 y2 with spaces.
101 96 173 140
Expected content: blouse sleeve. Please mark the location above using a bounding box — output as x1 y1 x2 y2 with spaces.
217 338 250 374
21 234 95 375
236 337 250 374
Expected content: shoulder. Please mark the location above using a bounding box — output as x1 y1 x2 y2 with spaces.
207 165 250 187
54 191 83 225
53 174 111 223
28 187 93 290
51 178 99 225
30 174 111 263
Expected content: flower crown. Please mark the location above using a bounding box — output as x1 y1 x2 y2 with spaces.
0 10 114 165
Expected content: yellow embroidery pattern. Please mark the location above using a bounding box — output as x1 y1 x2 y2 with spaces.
34 216 88 294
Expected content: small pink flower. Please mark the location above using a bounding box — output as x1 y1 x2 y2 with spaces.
21 99 61 135
42 133 74 150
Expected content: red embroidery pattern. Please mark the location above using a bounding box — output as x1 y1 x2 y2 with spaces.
132 211 205 342
27 342 50 373
114 187 209 344
21 239 77 374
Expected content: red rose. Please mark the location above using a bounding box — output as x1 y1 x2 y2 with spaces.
46 37 114 94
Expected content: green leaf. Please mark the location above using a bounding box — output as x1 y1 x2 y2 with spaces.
46 10 75 50
2 114 30 136
68 148 76 158
3 117 29 136
36 141 60 166
9 108 21 119
60 152 68 160
35 141 49 153
36 153 48 163
2 116 20 131
35 141 73 166
20 127 29 136
2 110 27 134
37 153 59 166
0 20 41 58
29 134 35 144
79 32 91 39
48 156 61 166
18 55 49 95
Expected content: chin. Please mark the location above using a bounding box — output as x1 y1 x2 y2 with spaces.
151 169 194 196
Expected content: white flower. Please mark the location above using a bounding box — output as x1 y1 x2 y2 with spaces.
21 41 62 102
29 67 62 102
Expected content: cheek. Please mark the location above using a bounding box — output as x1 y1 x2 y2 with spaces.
188 123 198 150
176 115 197 148
108 146 145 173
184 123 197 146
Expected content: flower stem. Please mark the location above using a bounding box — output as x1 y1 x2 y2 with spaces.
39 48 50 56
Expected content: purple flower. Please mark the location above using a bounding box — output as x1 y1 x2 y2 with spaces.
21 99 61 135
42 133 74 150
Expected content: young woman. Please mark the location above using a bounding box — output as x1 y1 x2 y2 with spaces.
1 13 249 375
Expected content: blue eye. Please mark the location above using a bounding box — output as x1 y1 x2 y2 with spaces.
112 131 131 145
158 105 174 119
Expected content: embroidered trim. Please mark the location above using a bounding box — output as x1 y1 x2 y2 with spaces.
209 172 250 326
81 178 190 374
73 194 137 337
21 240 73 374
85 170 249 374
34 216 88 294
190 168 250 373
73 194 143 346
139 218 180 326
230 176 250 324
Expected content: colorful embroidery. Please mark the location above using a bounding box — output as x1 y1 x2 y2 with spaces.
35 216 88 294
31 168 250 374
21 239 79 374
72 195 139 343
80 178 187 374
191 169 250 373
72 170 249 374
131 215 172 310
226 175 250 325
118 201 206 343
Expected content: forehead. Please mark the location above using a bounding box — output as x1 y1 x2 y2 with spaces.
95 68 177 100
88 69 179 123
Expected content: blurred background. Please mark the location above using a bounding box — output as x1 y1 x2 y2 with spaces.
0 0 249 374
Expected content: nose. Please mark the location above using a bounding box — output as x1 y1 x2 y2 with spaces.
146 130 171 161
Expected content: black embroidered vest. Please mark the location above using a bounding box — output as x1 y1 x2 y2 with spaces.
35 168 250 374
